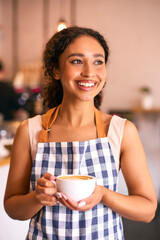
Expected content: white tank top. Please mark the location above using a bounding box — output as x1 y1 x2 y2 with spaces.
28 114 126 172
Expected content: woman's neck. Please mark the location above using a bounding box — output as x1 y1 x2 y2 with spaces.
55 101 96 128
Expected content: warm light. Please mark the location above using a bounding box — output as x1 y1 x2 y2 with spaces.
57 19 67 32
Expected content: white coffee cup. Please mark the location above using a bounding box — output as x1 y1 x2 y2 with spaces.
55 174 96 202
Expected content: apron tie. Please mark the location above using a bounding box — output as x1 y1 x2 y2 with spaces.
38 105 60 142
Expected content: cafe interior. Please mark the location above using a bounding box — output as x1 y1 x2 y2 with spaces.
0 0 160 239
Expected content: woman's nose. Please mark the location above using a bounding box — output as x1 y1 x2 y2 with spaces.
80 63 95 78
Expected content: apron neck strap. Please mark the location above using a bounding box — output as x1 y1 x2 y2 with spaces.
38 105 106 142
94 107 107 138
38 105 60 142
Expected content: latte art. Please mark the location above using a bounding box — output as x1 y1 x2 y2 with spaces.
58 175 93 180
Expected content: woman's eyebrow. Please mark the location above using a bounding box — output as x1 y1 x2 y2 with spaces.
94 54 105 58
67 53 84 59
67 53 105 59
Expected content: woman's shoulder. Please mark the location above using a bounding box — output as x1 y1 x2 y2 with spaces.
100 112 126 130
120 119 140 153
101 112 130 127
123 119 139 139
16 119 29 134
100 111 112 126
28 115 42 127
12 119 30 153
100 112 135 140
16 115 42 136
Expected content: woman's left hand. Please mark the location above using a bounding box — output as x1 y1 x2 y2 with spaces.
56 185 104 211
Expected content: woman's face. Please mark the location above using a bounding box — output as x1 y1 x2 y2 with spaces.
54 35 107 104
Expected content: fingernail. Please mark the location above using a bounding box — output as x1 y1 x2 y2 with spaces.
62 194 68 200
50 175 55 180
56 194 59 199
78 201 86 207
57 192 62 199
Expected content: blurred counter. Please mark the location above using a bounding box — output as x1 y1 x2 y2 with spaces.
0 156 10 167
0 120 20 164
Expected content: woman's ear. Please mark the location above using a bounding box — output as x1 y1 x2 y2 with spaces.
53 67 60 80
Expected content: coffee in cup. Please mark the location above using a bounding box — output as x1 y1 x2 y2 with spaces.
55 174 96 202
58 175 93 180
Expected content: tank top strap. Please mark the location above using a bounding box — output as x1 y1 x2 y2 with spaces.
107 115 126 171
28 115 42 161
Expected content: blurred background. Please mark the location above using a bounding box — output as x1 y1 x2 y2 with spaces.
0 0 160 239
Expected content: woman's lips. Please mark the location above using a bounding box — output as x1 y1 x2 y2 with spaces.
75 80 97 91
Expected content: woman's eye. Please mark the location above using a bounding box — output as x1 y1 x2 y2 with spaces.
94 60 103 65
71 59 82 64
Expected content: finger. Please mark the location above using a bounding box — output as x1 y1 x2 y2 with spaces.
44 173 56 183
36 193 58 206
59 194 88 211
77 186 102 211
43 173 53 180
56 193 76 210
36 185 57 196
78 201 86 208
65 195 80 208
49 175 56 181
37 177 55 188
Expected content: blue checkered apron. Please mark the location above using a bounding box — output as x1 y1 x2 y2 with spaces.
26 106 124 240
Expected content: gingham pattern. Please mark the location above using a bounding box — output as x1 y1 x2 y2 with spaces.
27 138 124 240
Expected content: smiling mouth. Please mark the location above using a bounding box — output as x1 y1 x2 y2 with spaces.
77 82 95 87
75 80 97 90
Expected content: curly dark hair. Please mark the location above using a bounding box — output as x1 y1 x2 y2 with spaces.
41 26 109 109
0 60 4 71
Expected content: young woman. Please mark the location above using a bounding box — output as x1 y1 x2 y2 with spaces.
4 26 157 240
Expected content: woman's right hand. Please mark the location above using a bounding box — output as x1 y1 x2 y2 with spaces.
4 120 58 220
35 173 58 206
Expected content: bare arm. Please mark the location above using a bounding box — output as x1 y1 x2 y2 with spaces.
4 120 57 220
101 120 157 222
58 121 157 223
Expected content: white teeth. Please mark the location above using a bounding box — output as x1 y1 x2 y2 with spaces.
77 82 95 87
